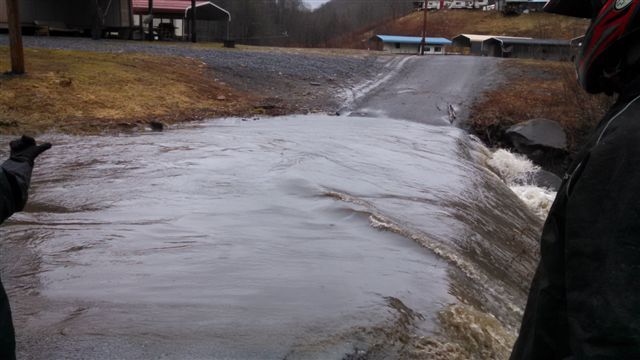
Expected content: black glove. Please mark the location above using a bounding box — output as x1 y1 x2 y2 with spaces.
9 135 51 166
0 136 52 213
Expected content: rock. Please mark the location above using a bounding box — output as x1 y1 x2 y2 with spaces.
506 119 569 176
309 82 322 86
149 121 164 132
506 118 567 151
255 104 276 110
216 95 227 101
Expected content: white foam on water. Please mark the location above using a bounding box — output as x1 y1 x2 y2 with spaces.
487 149 538 185
486 149 557 219
511 186 556 219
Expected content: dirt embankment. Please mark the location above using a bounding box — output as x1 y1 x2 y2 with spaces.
0 37 383 134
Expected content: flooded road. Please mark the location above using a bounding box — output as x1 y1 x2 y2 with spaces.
1 115 543 359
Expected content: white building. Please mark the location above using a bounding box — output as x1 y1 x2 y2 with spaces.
371 35 453 55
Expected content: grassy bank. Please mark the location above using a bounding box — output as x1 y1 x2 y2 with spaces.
0 47 257 134
468 59 612 158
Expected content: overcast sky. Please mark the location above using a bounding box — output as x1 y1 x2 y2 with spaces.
304 0 331 9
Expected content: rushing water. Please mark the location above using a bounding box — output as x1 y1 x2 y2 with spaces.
0 115 546 359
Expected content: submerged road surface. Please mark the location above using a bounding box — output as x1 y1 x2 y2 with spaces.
2 116 540 359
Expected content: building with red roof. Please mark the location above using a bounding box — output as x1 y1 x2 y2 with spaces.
0 0 230 41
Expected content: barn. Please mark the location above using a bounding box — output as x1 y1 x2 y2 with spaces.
370 35 452 55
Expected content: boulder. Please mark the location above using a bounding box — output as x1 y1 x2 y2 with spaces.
506 118 567 151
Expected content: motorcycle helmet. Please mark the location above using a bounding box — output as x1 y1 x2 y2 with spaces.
545 0 640 93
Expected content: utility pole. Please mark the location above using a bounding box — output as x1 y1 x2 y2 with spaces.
148 0 153 41
191 0 197 43
420 0 428 55
6 0 25 74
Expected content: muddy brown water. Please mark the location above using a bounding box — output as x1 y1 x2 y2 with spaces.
0 115 542 359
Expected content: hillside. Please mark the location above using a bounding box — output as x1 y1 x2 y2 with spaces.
330 10 589 48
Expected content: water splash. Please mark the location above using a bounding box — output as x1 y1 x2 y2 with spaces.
487 149 538 185
487 149 557 218
511 186 556 219
408 304 516 360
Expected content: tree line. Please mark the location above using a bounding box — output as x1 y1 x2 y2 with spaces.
211 0 417 47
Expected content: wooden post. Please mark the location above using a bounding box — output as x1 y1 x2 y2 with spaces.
148 0 153 41
191 0 197 43
420 0 427 55
6 0 25 74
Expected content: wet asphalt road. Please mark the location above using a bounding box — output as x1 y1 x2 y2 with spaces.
348 55 504 125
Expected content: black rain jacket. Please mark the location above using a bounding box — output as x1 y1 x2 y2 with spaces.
511 81 640 359
0 156 34 360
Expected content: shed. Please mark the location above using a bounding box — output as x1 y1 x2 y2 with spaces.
452 34 493 55
452 34 533 55
483 37 572 61
131 0 230 41
371 35 452 55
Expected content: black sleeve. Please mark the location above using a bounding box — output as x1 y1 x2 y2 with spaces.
564 108 640 358
0 159 33 224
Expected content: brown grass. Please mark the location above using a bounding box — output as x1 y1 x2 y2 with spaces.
335 10 589 49
0 47 257 134
468 59 613 153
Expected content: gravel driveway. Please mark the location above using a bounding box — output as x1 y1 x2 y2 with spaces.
0 35 388 113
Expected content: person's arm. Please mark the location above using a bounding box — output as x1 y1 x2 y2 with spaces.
0 136 51 223
564 110 640 358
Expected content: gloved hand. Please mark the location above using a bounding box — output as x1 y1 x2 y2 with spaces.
0 136 52 213
9 135 51 166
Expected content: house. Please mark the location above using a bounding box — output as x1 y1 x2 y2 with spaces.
370 35 452 55
483 37 573 60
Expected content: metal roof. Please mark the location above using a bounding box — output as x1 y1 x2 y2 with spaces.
373 35 452 45
185 2 231 21
487 37 571 46
452 34 532 46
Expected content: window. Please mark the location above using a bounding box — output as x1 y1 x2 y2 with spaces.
435 47 442 52
395 43 401 49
